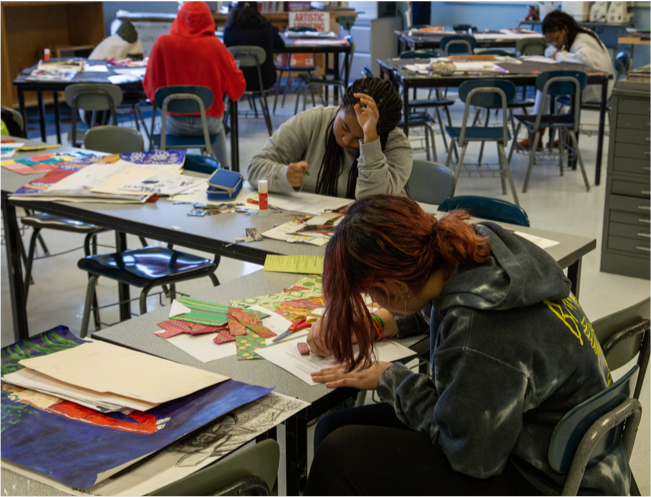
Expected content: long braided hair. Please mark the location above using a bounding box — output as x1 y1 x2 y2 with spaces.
542 11 607 53
315 78 402 199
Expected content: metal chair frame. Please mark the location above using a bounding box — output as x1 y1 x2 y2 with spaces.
445 85 520 206
508 75 591 194
68 90 119 147
228 46 273 136
158 94 215 156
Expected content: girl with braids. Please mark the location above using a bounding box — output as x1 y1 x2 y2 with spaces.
521 10 614 149
304 194 628 496
247 77 412 199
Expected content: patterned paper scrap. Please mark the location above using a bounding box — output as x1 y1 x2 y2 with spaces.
214 332 236 344
236 333 266 360
121 150 186 165
229 275 323 312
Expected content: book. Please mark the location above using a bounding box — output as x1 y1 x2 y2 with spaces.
26 59 83 82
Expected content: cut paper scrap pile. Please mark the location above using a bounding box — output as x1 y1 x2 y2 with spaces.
156 296 277 360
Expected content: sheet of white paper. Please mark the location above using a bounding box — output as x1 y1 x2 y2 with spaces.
169 300 192 317
404 64 429 74
268 192 353 215
91 167 183 196
108 74 141 84
119 172 205 196
521 55 559 64
46 162 130 191
114 68 146 77
256 338 416 385
164 332 237 363
452 61 504 72
514 231 560 249
83 65 110 72
167 181 258 207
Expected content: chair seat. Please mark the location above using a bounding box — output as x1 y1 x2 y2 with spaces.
21 213 103 234
409 98 455 108
151 133 219 148
507 99 534 108
514 113 576 129
445 126 512 141
78 247 214 287
556 95 611 111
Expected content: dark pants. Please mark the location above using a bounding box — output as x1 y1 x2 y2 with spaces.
305 403 543 496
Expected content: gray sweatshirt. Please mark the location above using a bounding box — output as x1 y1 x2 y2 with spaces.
379 223 630 495
247 106 413 199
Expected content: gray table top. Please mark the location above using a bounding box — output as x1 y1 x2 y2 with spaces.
93 269 428 411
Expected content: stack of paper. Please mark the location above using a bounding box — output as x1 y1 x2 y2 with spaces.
2 340 230 412
27 60 84 82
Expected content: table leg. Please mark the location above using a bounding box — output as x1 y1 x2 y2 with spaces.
569 94 577 170
595 80 608 186
36 91 47 142
567 258 582 301
2 193 29 342
53 91 61 145
344 48 350 93
285 415 307 496
403 83 410 137
17 87 27 138
328 51 333 106
115 231 131 321
230 100 239 172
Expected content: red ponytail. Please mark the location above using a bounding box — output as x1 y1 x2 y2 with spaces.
322 194 490 371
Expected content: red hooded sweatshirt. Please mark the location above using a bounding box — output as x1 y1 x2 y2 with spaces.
143 2 246 118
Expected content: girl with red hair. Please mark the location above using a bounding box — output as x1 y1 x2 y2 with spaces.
305 194 628 496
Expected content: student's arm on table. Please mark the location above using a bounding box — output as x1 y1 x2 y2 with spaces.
354 130 414 199
247 112 310 193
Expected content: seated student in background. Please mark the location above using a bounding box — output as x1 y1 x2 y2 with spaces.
88 20 143 61
520 10 614 149
305 194 629 496
247 78 412 200
143 2 246 169
223 1 285 92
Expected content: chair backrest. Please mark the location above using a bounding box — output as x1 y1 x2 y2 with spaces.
407 160 454 204
362 64 373 78
535 70 587 96
478 48 516 57
548 365 639 475
459 79 516 108
228 46 267 68
399 49 442 59
440 35 476 55
438 195 530 226
614 51 632 80
516 37 547 56
154 86 214 114
593 298 650 400
1 107 25 138
64 83 124 110
453 24 477 32
83 126 144 154
150 438 280 496
184 154 221 174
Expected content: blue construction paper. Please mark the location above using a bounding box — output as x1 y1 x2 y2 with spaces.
1 326 272 488
121 150 186 165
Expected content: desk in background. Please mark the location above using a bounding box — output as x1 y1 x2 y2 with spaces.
618 32 651 61
377 57 612 186
396 29 544 54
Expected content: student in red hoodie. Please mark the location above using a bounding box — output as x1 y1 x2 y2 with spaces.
144 2 246 169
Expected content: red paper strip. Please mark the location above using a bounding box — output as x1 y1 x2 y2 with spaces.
214 332 236 344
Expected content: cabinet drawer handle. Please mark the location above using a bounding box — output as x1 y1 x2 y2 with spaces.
640 219 651 224
639 206 651 211
638 233 651 238
645 167 651 171
643 191 651 195
645 152 651 157
637 247 650 252
647 137 650 142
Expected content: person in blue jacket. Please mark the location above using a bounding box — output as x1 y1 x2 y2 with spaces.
305 194 630 496
223 1 285 92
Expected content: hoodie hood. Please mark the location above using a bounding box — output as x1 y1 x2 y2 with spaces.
435 222 571 313
171 2 216 37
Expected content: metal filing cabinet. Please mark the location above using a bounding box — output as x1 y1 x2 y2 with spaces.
600 80 650 279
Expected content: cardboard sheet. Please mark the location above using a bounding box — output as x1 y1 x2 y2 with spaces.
19 341 230 404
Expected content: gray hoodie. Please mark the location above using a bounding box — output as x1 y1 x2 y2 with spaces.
247 106 413 199
378 223 630 495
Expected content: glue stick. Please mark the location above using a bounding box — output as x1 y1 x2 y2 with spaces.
43 48 51 62
258 180 268 217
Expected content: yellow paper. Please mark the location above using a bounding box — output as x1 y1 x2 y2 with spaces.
263 255 324 274
17 143 61 151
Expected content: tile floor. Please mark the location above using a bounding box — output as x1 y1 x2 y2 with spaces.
1 90 649 494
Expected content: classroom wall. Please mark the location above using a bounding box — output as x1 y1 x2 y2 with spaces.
103 1 179 37
430 1 650 68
